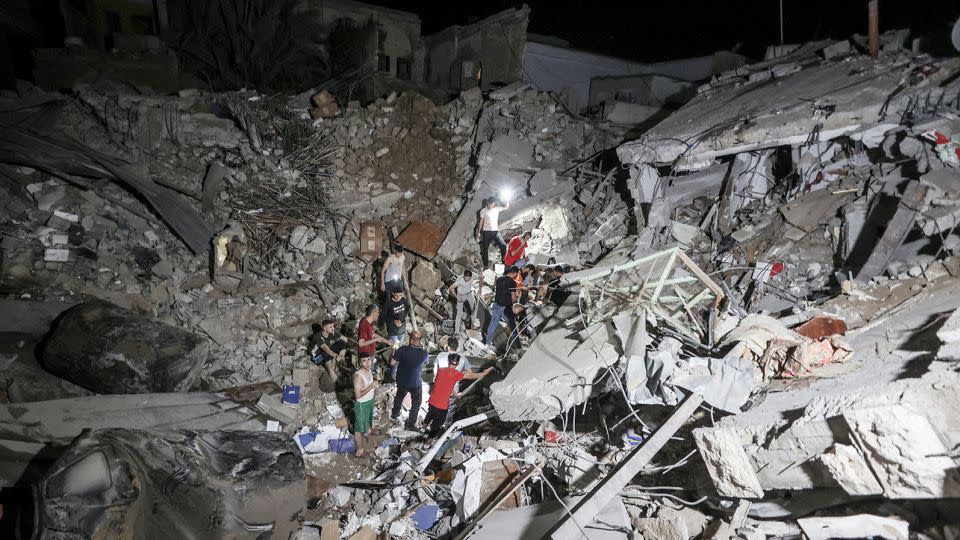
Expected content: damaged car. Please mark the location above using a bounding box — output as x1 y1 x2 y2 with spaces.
34 429 305 540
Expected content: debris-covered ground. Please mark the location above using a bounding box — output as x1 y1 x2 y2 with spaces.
3 28 960 540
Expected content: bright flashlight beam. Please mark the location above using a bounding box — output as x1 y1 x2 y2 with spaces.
499 188 513 201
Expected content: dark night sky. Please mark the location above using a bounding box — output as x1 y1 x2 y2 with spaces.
370 0 960 62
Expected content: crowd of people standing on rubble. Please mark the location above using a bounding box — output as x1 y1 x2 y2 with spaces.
307 194 571 456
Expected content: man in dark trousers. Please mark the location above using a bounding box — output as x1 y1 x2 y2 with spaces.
309 319 348 381
381 289 410 344
476 197 508 269
485 266 519 347
389 330 428 430
424 354 493 442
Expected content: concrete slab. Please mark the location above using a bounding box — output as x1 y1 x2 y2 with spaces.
465 495 631 540
490 305 616 422
437 136 535 262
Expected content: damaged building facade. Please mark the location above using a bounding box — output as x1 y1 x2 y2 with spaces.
3 2 960 540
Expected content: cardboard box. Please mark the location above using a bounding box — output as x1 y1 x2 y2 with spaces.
357 222 385 259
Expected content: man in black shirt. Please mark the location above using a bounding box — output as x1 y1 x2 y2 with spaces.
485 266 519 347
381 289 410 343
310 319 348 380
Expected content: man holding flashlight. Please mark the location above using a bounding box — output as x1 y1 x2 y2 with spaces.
476 195 509 269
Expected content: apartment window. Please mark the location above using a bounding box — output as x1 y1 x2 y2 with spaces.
396 58 411 80
378 54 390 73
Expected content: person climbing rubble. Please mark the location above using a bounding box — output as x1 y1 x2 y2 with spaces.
448 269 479 334
357 304 394 377
424 355 493 443
309 319 348 382
432 337 469 380
485 266 519 348
504 231 532 267
432 337 471 421
476 197 508 269
389 330 428 431
379 244 408 294
351 354 378 458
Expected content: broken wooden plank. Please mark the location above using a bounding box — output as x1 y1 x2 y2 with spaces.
457 465 539 540
857 180 928 280
547 393 704 540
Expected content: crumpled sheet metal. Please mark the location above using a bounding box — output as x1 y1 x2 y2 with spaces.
35 429 305 540
0 124 214 253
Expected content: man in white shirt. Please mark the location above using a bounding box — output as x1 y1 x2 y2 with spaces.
476 197 508 268
432 337 470 381
448 269 479 334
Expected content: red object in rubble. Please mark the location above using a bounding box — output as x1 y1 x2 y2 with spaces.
544 431 559 443
769 261 785 277
934 131 951 145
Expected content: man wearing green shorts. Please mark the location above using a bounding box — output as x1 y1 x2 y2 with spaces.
352 354 378 457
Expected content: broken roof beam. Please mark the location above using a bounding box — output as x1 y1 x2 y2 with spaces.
547 393 704 540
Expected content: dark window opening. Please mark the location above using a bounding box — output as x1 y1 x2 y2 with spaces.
105 11 121 49
130 15 155 35
378 54 390 73
396 57 410 80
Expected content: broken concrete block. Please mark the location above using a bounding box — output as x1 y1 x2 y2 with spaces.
42 300 209 394
43 248 69 262
489 81 530 101
34 185 66 211
937 308 960 359
692 427 764 498
348 525 375 540
198 317 234 346
844 406 960 498
633 507 689 540
292 368 310 387
316 518 339 540
289 226 326 255
819 444 883 496
411 261 441 293
257 392 297 424
797 514 908 540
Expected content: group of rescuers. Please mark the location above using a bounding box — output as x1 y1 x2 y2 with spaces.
306 195 569 457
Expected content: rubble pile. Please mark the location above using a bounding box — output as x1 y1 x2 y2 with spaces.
6 27 960 540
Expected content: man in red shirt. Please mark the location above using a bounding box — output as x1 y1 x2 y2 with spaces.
424 355 492 441
357 304 393 375
503 231 531 267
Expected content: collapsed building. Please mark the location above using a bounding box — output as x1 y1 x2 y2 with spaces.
2 11 960 540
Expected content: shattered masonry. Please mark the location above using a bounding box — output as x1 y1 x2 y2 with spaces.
3 19 960 540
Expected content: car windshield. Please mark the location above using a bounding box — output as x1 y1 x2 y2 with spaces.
45 451 112 498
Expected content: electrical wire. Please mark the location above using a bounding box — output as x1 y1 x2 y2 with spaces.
621 491 708 506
